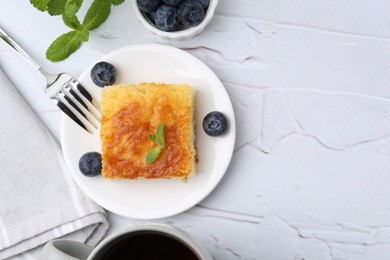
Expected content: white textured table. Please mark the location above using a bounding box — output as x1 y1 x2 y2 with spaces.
1 1 390 259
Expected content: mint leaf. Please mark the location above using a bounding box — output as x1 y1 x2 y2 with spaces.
83 0 111 31
62 14 82 30
62 0 83 30
146 124 166 164
46 30 89 62
156 124 165 147
30 0 50 11
47 0 66 15
146 147 162 165
64 0 83 17
110 0 125 6
149 134 158 143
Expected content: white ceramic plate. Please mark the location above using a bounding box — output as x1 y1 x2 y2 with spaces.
61 44 235 219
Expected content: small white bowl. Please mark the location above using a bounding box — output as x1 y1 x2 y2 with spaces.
133 0 218 40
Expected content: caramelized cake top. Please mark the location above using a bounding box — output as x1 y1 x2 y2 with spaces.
100 82 195 179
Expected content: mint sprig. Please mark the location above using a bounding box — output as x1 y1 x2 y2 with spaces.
146 124 166 165
29 0 125 62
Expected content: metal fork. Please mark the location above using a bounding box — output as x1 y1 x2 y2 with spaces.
0 27 100 134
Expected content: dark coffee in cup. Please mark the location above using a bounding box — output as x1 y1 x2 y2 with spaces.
100 231 200 260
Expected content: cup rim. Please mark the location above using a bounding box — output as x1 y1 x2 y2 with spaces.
90 223 211 260
132 0 219 40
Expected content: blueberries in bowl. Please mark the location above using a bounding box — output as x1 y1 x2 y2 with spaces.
137 0 161 13
196 0 209 8
79 152 102 177
155 5 180 32
90 61 116 87
203 111 228 137
178 0 204 26
138 0 210 32
163 0 183 5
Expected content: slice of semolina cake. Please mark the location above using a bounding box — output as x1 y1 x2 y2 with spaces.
100 82 196 179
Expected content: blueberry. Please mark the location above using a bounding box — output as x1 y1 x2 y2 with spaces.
162 0 183 5
146 11 156 23
90 61 116 87
203 111 228 137
196 0 209 9
154 5 180 31
137 0 161 13
178 0 205 27
79 152 102 177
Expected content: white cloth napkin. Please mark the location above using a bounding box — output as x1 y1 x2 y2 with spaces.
0 68 109 260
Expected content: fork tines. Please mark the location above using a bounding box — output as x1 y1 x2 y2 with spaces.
53 80 101 134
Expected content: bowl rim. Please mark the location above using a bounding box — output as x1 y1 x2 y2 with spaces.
133 0 219 40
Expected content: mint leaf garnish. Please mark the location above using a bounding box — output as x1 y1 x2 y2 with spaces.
83 0 111 31
149 134 158 144
146 147 163 165
156 124 165 147
46 30 89 62
146 124 166 164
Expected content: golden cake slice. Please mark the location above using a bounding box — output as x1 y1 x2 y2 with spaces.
100 82 196 179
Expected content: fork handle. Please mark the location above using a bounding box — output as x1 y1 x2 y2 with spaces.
0 27 46 74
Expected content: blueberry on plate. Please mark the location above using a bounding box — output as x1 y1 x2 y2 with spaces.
90 61 116 87
79 152 102 177
178 0 205 27
163 0 183 5
137 0 161 13
203 111 228 137
154 5 180 31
